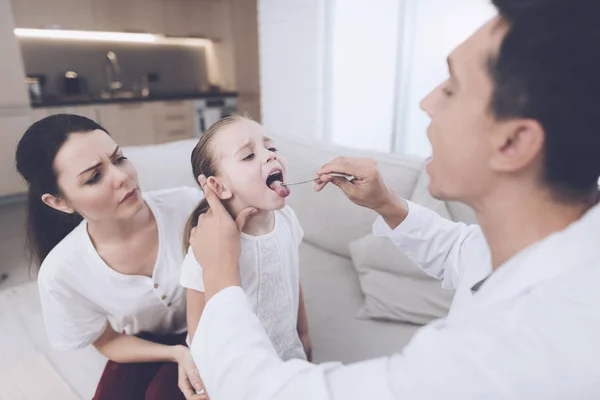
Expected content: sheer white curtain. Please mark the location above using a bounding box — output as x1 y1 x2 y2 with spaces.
394 0 496 157
258 0 403 151
328 0 402 152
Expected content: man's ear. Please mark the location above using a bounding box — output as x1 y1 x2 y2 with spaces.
41 193 75 214
203 176 233 200
489 118 545 173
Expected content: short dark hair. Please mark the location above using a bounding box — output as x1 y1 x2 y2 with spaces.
490 0 600 202
15 114 108 265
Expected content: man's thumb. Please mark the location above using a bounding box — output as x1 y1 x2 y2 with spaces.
236 207 259 232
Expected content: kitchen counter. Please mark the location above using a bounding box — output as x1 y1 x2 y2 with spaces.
31 91 238 108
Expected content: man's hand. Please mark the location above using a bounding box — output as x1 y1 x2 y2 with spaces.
316 157 409 228
189 175 258 300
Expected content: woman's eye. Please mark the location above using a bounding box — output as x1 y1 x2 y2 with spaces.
86 172 101 185
243 153 255 161
115 156 128 164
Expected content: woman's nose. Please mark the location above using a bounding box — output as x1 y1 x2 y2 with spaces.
109 164 129 188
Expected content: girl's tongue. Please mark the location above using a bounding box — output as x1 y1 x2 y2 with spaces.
269 181 291 197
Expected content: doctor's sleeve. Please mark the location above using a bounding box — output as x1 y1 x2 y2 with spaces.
191 287 514 400
373 200 488 289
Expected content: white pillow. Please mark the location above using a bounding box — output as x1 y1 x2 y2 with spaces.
349 234 454 325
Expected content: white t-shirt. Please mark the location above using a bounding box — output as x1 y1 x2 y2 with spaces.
180 206 306 361
38 187 203 351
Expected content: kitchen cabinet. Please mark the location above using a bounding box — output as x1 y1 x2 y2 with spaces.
165 0 236 90
230 0 260 120
0 0 30 109
10 0 95 30
0 113 32 197
150 101 195 143
93 0 165 33
30 100 196 148
31 105 98 123
95 103 156 146
163 0 230 39
163 0 211 37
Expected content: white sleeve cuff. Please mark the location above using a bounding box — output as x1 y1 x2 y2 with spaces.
372 200 432 238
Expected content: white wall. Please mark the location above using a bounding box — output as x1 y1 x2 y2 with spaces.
258 0 327 140
396 0 496 157
329 0 401 152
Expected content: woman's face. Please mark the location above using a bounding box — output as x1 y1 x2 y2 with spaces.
209 119 288 213
44 130 144 222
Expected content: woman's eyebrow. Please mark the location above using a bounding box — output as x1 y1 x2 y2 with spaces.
78 146 119 176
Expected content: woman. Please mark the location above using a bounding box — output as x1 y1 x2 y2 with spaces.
15 114 206 400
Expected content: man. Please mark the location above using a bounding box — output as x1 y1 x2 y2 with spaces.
188 0 600 398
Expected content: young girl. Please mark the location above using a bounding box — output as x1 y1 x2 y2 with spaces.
180 116 312 366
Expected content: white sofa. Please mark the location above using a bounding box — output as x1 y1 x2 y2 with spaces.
123 133 477 365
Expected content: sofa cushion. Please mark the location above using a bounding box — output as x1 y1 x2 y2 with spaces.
349 235 454 325
123 139 198 192
409 167 477 225
299 241 418 363
272 134 424 258
446 201 478 225
408 166 452 220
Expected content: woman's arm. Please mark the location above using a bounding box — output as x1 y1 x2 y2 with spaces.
93 324 185 363
186 288 207 344
296 284 312 362
94 325 206 399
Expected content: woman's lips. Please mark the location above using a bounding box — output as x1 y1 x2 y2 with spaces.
120 188 138 203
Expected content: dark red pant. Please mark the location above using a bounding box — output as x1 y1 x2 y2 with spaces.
93 332 187 400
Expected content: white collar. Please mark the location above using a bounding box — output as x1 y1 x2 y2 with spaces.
473 202 600 308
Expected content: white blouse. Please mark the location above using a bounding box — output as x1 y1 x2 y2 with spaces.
38 187 203 351
181 206 306 361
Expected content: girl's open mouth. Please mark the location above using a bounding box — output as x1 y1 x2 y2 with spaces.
266 170 290 198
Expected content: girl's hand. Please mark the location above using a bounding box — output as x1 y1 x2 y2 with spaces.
174 345 209 399
300 333 313 362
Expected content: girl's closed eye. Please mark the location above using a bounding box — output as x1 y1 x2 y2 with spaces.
268 147 278 152
243 153 255 161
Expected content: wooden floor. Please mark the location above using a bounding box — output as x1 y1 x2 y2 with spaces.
0 201 106 399
0 200 33 289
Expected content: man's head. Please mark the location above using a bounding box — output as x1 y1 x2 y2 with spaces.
421 0 600 206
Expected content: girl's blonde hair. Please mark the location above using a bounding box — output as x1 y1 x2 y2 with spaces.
183 114 250 250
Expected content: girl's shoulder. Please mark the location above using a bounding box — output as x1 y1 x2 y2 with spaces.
275 206 304 245
275 205 300 226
